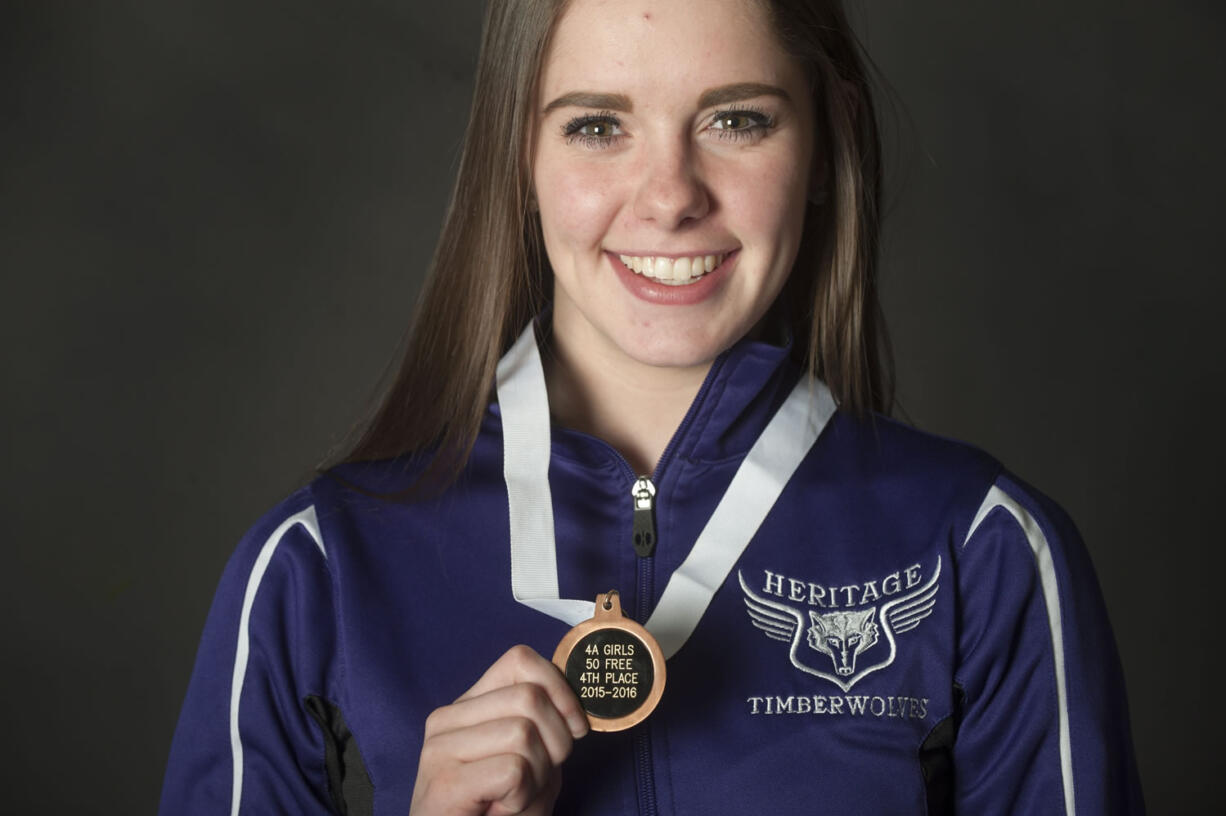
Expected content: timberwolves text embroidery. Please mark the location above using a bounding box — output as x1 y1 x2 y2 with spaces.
746 693 928 720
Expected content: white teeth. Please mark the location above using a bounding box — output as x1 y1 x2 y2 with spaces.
616 252 726 284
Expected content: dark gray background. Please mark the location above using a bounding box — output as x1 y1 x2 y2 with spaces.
4 0 1222 812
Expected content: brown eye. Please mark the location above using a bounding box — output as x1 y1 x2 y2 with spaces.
708 108 775 141
717 113 752 130
562 112 623 148
581 121 613 137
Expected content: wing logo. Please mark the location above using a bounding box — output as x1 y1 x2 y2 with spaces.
739 557 941 692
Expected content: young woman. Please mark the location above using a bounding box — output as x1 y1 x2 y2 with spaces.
161 0 1144 813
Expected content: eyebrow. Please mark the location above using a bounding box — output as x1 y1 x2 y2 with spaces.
697 82 791 109
542 91 633 114
542 82 791 116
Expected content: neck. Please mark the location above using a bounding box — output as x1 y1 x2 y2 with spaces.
543 324 711 476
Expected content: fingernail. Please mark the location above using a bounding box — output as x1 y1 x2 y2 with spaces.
569 712 589 737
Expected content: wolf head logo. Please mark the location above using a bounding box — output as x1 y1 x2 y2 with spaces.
806 609 880 676
739 557 941 691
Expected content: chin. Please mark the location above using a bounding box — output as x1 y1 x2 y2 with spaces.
613 325 737 371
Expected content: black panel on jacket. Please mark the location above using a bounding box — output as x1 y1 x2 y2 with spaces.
304 695 374 816
919 684 964 816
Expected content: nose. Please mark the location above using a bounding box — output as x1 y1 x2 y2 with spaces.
632 136 710 228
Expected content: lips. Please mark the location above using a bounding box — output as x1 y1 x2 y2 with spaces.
607 249 738 306
617 253 729 286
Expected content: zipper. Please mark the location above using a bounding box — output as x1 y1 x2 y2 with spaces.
634 723 659 816
631 476 657 557
628 355 724 816
557 354 726 816
633 480 659 816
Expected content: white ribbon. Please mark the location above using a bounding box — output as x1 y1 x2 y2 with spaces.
496 322 837 658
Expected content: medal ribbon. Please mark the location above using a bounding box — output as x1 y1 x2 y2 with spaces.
497 322 836 659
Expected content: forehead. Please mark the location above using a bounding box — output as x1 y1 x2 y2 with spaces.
539 0 798 104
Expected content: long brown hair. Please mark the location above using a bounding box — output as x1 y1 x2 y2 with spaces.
341 0 892 484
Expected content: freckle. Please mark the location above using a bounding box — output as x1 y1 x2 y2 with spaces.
643 12 651 20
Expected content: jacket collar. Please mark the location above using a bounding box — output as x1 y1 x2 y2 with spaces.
496 314 804 476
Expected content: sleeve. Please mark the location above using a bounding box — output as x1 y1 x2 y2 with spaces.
159 496 341 816
951 474 1144 815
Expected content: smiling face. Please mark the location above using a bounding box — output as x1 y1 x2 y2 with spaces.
532 0 815 374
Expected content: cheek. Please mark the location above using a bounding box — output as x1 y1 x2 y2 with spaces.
536 159 625 251
708 146 809 261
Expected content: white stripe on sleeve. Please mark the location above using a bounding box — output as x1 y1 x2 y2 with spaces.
963 485 1074 816
229 506 325 816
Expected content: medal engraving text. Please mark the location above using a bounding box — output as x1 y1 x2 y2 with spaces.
564 629 654 719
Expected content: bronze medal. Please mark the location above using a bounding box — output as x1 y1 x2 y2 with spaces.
552 591 666 732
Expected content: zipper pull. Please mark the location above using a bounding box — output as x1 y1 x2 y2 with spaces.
631 476 657 557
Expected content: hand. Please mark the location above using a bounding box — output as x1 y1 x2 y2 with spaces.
410 645 589 815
